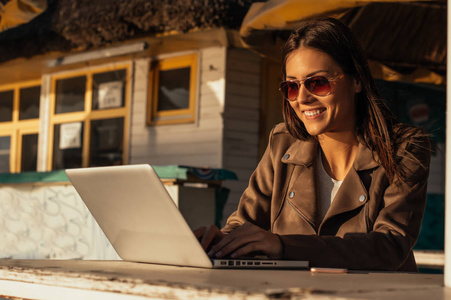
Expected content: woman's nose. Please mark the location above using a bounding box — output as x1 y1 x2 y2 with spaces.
296 84 316 104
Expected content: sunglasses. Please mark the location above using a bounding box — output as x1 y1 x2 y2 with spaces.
279 74 344 100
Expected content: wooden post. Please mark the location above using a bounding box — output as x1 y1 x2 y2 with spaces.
445 0 451 287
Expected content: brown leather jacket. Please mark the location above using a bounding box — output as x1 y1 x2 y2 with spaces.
223 123 430 271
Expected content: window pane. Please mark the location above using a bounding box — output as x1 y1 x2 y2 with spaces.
52 123 83 169
19 86 40 120
21 133 38 172
0 136 10 173
92 69 126 110
157 67 190 111
0 90 13 122
90 118 124 167
55 76 86 114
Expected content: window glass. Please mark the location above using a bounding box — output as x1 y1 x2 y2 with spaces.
157 67 190 111
49 65 129 170
0 136 10 173
90 118 124 166
21 133 38 172
19 86 40 120
0 90 13 122
55 76 86 114
52 123 83 169
92 69 126 110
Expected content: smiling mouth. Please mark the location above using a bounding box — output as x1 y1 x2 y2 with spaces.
304 108 326 117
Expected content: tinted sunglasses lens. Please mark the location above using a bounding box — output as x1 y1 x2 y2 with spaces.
280 81 299 101
305 76 331 96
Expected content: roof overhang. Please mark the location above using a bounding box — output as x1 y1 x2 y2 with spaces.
0 0 46 32
239 0 445 85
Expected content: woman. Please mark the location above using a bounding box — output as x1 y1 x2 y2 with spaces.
195 17 430 271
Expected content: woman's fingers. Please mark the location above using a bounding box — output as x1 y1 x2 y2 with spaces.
208 223 253 256
209 222 283 259
193 226 206 240
214 230 262 258
198 225 224 251
196 223 283 259
229 241 263 258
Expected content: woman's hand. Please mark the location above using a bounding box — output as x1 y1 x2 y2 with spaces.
208 222 283 259
193 225 225 251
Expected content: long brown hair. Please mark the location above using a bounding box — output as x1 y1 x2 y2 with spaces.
281 17 428 183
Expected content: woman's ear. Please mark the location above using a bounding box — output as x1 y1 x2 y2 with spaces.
354 78 362 93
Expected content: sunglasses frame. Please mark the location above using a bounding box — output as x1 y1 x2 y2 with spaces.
279 73 344 101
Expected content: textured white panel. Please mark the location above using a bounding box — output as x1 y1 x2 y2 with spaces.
0 184 119 260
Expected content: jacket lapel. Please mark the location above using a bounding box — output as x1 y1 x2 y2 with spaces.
281 140 380 233
319 143 379 232
281 140 320 230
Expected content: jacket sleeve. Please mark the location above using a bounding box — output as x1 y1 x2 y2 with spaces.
221 127 277 234
279 135 431 271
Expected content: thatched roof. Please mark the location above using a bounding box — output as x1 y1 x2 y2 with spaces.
0 0 257 63
0 0 446 78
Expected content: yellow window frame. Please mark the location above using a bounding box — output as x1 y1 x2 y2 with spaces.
47 64 131 171
0 80 41 173
147 53 198 125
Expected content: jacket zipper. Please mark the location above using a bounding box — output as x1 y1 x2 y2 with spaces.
286 198 317 231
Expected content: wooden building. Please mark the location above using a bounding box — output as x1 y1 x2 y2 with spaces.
0 0 271 222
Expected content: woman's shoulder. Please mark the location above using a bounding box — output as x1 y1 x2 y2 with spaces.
269 123 303 155
393 123 431 150
392 123 431 177
270 122 300 145
272 122 290 135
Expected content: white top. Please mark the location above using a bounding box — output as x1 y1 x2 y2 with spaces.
316 150 343 221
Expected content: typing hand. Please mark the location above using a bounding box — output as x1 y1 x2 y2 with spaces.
207 222 283 259
193 225 225 252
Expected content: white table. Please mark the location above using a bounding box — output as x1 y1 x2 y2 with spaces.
0 259 446 300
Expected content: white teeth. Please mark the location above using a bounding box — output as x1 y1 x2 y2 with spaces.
304 109 323 116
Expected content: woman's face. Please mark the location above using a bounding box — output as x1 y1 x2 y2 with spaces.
285 47 361 137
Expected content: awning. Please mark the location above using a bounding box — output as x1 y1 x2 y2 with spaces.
239 0 445 85
0 0 47 32
240 0 430 34
0 166 237 184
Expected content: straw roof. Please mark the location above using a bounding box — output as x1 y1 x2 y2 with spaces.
0 0 256 63
0 0 446 78
55 0 255 48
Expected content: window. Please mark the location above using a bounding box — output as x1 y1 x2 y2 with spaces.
0 81 40 173
48 65 130 170
0 136 11 173
147 54 198 125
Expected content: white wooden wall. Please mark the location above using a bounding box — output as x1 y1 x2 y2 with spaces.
221 48 262 225
129 47 226 168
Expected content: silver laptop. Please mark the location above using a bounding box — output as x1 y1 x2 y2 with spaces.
65 164 308 269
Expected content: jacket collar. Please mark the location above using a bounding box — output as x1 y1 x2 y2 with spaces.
280 137 381 232
281 139 380 171
353 143 380 171
281 139 318 167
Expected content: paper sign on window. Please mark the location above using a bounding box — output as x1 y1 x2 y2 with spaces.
60 122 82 150
98 81 123 109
